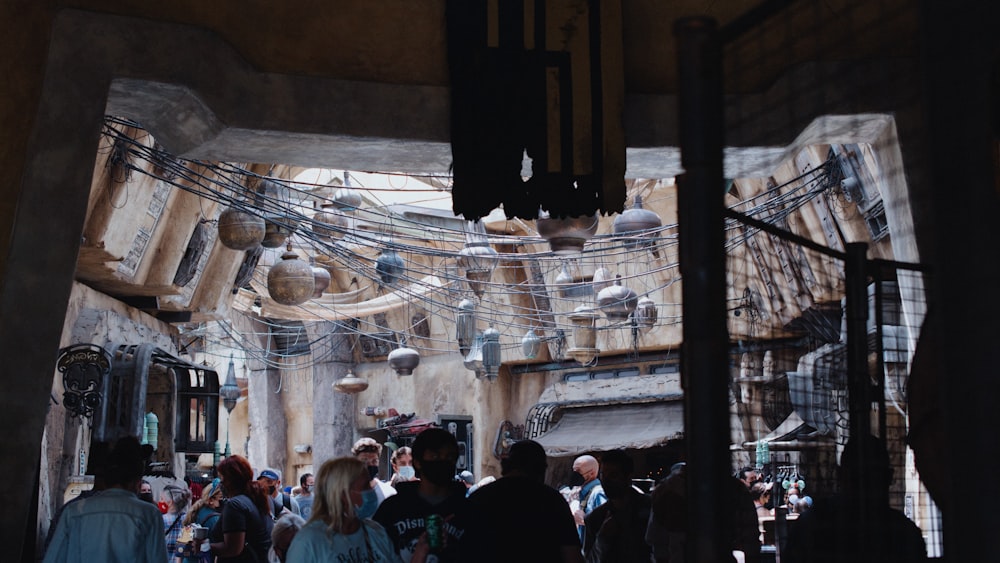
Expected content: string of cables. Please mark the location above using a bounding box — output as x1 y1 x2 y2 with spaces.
100 116 838 370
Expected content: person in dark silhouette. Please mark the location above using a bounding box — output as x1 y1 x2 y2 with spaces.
456 439 583 563
782 433 927 563
582 449 651 562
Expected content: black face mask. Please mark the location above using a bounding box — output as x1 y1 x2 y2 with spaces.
267 485 276 495
138 492 154 504
568 471 585 487
419 460 456 486
367 465 381 480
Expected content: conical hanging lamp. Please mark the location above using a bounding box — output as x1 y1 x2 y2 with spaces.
612 195 662 249
333 369 369 394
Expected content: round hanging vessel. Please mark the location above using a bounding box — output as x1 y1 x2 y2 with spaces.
536 211 600 255
333 187 363 211
457 241 499 297
388 345 420 376
634 295 658 329
521 328 541 359
375 248 405 285
218 207 266 251
597 276 638 322
267 248 315 305
592 267 613 292
312 203 348 241
261 214 298 248
311 265 331 298
333 370 369 394
612 196 662 249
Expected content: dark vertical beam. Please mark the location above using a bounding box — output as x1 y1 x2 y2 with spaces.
845 242 871 443
675 16 730 563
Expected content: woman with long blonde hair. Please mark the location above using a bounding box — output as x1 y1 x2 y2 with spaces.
286 456 427 562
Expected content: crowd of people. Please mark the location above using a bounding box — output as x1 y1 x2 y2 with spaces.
42 431 925 563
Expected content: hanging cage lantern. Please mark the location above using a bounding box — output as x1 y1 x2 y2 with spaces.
521 328 541 359
218 207 266 251
536 211 600 255
634 295 658 329
482 326 501 381
597 276 639 322
312 203 348 241
457 241 499 297
267 246 315 306
388 343 420 376
456 299 477 356
612 195 662 249
334 370 369 394
375 248 405 285
463 332 486 378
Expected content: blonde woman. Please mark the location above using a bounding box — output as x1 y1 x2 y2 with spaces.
184 478 224 531
286 457 427 562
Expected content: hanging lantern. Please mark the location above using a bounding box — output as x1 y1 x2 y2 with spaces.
388 344 420 375
521 328 541 359
333 187 363 212
312 203 348 241
311 264 331 298
482 326 501 381
597 276 639 322
592 267 613 292
267 247 315 306
612 195 662 249
220 355 241 414
217 207 265 251
536 211 600 254
555 263 575 298
333 370 369 394
375 248 405 285
567 305 600 364
463 332 486 378
457 241 499 297
634 295 658 329
456 299 477 356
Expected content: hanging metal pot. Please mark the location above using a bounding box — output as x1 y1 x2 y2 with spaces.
597 276 639 322
333 370 369 394
375 248 405 285
388 345 420 375
267 248 315 305
311 264 331 298
218 207 265 251
313 203 348 241
536 211 600 254
612 195 662 249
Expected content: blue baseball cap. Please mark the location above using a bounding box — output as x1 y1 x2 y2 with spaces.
258 469 280 481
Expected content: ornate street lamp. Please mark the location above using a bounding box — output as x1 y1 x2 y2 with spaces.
219 355 241 458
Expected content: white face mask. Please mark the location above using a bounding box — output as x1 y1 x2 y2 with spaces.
397 466 416 481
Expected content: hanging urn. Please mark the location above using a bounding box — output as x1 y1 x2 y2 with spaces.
267 247 315 306
333 370 369 394
596 276 638 322
457 241 499 297
261 214 299 248
521 328 541 359
312 203 348 241
536 211 600 254
311 264 331 298
388 344 420 376
333 187 363 212
612 195 662 249
218 207 265 251
375 248 405 285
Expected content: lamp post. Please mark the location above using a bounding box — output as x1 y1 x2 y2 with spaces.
219 355 241 458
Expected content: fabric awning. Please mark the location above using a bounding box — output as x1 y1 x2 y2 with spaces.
533 401 684 457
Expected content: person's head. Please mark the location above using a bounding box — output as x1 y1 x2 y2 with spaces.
258 468 282 496
412 427 460 487
599 449 635 500
299 472 314 495
501 440 548 481
140 480 152 494
839 433 893 497
217 455 271 516
310 456 373 532
571 454 600 486
270 512 306 563
739 466 759 488
104 436 152 490
352 437 383 479
161 483 192 514
391 446 415 482
750 481 771 505
202 477 224 509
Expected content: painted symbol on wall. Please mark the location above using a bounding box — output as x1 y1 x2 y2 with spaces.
56 343 112 418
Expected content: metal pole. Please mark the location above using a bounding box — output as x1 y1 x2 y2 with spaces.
675 16 730 563
844 242 870 442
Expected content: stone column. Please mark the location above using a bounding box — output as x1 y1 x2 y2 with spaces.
310 321 358 466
